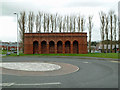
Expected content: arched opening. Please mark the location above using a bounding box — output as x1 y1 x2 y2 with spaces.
49 41 55 53
73 41 79 53
33 41 39 54
41 41 47 54
57 41 63 53
65 41 71 53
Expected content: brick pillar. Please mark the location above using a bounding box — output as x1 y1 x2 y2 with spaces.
55 44 57 54
79 44 81 54
71 44 73 54
39 44 41 54
47 44 49 54
63 43 65 54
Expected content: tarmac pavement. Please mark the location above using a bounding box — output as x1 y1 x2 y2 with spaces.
1 56 119 88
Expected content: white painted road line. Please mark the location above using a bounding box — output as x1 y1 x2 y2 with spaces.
110 61 119 63
83 62 91 64
1 82 61 87
0 83 14 87
15 82 61 86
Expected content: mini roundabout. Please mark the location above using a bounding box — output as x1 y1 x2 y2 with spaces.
1 56 118 88
0 61 79 76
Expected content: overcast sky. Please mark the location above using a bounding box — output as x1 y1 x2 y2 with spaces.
0 0 119 42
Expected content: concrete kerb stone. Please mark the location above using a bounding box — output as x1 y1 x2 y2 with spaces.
1 61 79 76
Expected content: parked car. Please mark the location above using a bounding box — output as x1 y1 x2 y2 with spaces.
94 51 101 53
6 52 11 55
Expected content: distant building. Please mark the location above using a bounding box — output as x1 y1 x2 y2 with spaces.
1 42 22 51
96 43 119 53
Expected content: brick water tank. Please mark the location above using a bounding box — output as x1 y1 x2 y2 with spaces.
24 32 88 54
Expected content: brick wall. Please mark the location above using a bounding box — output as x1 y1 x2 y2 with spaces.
24 32 88 54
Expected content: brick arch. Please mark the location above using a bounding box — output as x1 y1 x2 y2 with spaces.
33 41 39 54
73 40 79 54
48 39 56 43
41 41 47 54
33 39 38 42
49 41 55 53
57 41 63 53
65 41 71 53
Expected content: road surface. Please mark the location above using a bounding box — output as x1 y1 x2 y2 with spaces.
1 56 119 88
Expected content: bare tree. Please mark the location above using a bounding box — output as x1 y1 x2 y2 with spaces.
113 14 117 53
47 14 50 32
50 14 54 32
66 15 69 32
43 13 46 32
88 16 93 53
31 12 34 33
99 11 105 53
28 12 31 33
70 16 73 32
73 16 76 32
38 12 43 33
28 12 34 33
54 13 58 32
35 14 39 33
18 11 26 53
105 15 109 53
58 16 62 32
81 17 85 32
63 16 66 32
109 10 114 53
77 15 81 32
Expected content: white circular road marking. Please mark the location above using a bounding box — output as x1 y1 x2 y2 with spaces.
0 62 61 71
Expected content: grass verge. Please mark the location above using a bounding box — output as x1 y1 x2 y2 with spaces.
2 52 119 59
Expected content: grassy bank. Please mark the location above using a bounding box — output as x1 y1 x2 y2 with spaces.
2 51 119 59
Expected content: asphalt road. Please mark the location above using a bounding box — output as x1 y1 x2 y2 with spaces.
1 56 119 88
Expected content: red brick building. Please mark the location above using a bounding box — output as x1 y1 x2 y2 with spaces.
1 42 22 51
24 32 87 54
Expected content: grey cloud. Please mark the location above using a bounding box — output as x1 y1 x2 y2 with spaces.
64 1 112 7
1 2 53 16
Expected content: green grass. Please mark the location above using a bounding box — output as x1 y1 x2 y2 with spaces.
2 50 119 59
1 50 10 54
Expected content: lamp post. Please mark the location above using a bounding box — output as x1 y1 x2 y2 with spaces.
14 12 19 56
118 2 120 53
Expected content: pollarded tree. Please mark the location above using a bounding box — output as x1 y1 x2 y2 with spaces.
66 15 69 32
47 14 50 32
113 14 117 53
73 16 76 32
35 14 39 33
70 16 73 32
58 16 62 32
77 15 81 32
105 15 109 53
28 12 34 33
109 10 114 53
50 14 54 32
28 12 31 33
81 17 85 32
99 11 105 53
54 13 58 32
38 11 43 33
63 16 66 32
43 13 47 32
18 11 26 53
88 16 93 53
